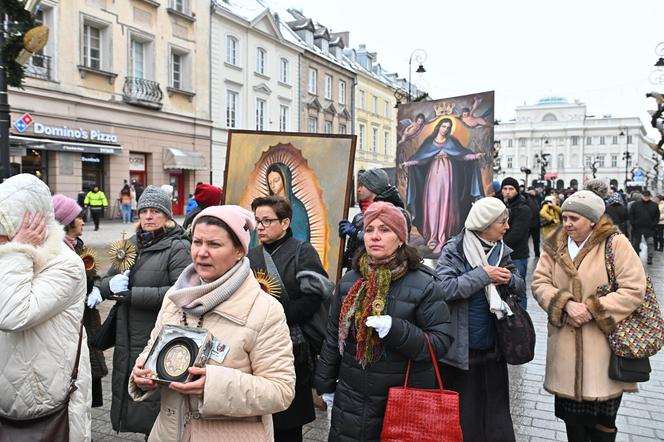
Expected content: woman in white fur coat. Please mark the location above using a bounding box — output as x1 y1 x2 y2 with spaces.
0 174 92 442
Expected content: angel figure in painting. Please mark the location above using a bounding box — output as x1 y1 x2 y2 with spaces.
399 113 427 144
401 117 485 254
460 96 493 128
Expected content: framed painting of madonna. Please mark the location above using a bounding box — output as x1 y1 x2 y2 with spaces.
224 130 357 281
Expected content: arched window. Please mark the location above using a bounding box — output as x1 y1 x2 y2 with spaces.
542 113 557 122
226 35 238 65
256 47 267 75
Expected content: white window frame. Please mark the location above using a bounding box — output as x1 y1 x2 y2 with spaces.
339 124 347 134
384 130 389 153
586 136 592 145
226 35 239 65
571 136 579 146
255 98 267 130
507 156 513 169
308 116 318 133
81 16 111 71
372 127 378 152
324 120 333 134
384 101 389 118
279 57 289 83
372 96 378 114
170 0 191 15
308 68 317 94
128 31 154 80
557 153 565 170
599 136 606 145
597 155 605 168
338 80 346 104
226 90 239 128
611 155 618 168
169 46 191 91
359 90 365 110
612 136 618 145
359 124 365 149
256 47 267 75
324 74 332 99
279 105 289 131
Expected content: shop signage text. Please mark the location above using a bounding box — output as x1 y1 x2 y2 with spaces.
34 123 118 143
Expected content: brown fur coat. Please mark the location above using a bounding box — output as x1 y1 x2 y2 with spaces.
532 215 646 401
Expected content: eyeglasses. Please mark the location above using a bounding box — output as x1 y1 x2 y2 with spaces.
494 217 509 225
255 218 281 228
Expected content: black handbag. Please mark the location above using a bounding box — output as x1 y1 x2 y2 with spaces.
495 293 536 365
90 303 119 351
0 323 84 442
608 352 651 383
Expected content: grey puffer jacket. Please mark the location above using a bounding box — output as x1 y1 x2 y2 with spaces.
314 265 453 442
100 224 191 434
434 231 525 370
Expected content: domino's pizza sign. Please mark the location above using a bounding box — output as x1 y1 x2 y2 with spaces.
14 113 34 133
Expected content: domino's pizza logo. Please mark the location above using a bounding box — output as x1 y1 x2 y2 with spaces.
14 113 34 133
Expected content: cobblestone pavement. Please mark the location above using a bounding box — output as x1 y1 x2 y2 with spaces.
86 219 664 441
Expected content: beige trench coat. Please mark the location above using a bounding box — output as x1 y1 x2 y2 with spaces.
129 271 295 442
532 216 646 401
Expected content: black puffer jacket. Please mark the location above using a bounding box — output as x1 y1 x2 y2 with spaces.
100 224 191 434
314 266 453 442
503 194 532 259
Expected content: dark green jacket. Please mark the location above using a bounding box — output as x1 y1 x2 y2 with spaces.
100 224 191 434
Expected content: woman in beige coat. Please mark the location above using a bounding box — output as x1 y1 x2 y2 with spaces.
129 205 295 441
532 190 646 442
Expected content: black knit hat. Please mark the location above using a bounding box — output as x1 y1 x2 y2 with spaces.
359 168 390 195
501 177 520 190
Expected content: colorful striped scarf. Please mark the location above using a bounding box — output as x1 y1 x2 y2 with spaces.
338 253 408 367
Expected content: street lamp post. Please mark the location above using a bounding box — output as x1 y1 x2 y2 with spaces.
407 49 426 103
620 130 631 190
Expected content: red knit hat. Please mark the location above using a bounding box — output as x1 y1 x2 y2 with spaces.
194 184 222 208
363 201 408 243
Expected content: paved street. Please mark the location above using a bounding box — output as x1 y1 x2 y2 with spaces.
86 218 664 442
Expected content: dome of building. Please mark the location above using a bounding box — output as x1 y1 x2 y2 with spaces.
537 96 568 105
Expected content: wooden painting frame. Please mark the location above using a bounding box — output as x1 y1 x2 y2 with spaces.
224 130 357 282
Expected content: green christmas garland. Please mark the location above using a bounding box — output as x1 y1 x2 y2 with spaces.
1 0 36 88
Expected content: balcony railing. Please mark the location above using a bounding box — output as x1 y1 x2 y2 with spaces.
122 77 163 109
24 53 52 81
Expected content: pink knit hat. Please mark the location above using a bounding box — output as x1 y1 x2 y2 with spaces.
192 205 257 255
363 201 408 243
52 194 83 226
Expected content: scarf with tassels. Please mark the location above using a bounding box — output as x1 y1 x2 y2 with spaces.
338 253 408 367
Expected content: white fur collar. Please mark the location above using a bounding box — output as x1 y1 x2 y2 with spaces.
0 221 66 271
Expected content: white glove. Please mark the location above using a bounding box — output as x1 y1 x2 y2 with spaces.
87 287 103 308
366 315 393 338
322 392 334 420
109 270 130 294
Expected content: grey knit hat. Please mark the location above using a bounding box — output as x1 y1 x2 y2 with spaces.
359 168 390 195
584 179 609 199
560 190 605 223
137 185 172 219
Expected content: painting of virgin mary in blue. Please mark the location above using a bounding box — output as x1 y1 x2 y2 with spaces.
265 163 310 242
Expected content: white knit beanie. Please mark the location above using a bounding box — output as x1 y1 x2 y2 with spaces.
560 190 605 223
464 197 508 231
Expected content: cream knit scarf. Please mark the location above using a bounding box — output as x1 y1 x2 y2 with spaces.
168 257 251 317
462 229 512 320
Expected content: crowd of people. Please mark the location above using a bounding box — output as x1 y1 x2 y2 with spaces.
0 170 658 442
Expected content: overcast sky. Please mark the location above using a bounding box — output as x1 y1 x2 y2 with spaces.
270 0 664 137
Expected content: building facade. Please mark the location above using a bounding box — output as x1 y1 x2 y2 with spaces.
210 0 302 185
344 44 399 177
495 97 658 192
9 0 211 216
283 10 356 136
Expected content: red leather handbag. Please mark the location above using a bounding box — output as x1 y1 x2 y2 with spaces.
380 334 463 442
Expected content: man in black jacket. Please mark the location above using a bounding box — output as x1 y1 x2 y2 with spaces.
248 195 331 442
629 190 661 265
501 177 532 307
525 187 542 257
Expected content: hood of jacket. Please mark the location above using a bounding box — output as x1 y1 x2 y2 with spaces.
0 174 55 239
